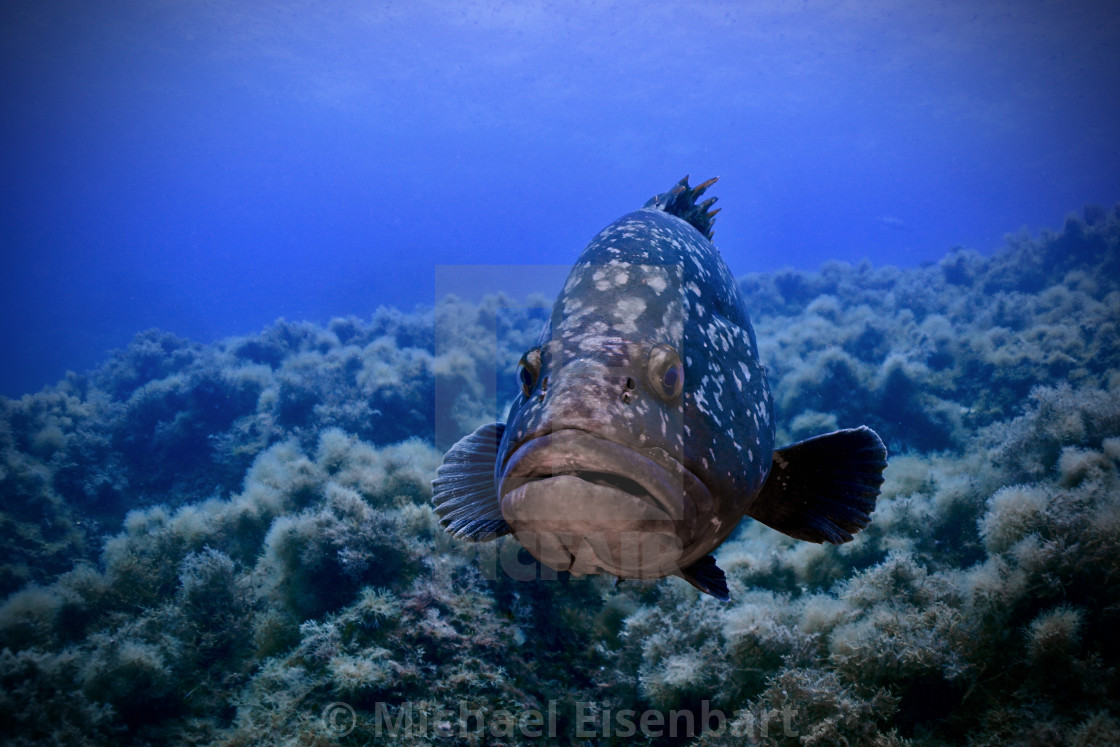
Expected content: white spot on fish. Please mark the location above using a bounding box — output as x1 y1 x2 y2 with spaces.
612 296 646 335
646 268 668 294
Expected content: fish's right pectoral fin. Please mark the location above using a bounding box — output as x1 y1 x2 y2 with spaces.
747 426 888 544
431 422 511 541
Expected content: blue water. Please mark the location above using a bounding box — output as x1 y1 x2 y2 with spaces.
2 0 1118 397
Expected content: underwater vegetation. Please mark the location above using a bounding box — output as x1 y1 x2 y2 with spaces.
1 205 1118 745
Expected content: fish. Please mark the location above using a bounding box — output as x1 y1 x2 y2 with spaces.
431 176 888 601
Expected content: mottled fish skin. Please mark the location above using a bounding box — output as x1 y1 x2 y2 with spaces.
497 207 772 569
432 176 887 600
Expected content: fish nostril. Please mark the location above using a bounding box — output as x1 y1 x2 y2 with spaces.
621 377 638 404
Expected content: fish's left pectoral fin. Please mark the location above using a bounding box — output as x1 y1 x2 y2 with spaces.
748 426 888 544
677 555 730 602
431 422 512 542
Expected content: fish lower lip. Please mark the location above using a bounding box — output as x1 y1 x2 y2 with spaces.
499 429 710 524
567 471 647 498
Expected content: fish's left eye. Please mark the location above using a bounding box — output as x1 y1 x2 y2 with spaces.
517 348 542 397
647 343 684 401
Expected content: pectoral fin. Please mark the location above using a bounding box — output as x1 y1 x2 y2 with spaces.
431 422 511 541
747 426 887 544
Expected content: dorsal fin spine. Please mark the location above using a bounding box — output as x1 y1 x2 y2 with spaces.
643 175 721 240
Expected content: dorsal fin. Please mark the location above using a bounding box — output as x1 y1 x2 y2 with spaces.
643 175 721 240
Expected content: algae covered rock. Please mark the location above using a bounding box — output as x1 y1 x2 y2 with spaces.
1 205 1119 744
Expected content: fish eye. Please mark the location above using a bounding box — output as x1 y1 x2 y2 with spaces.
517 348 542 397
647 343 684 401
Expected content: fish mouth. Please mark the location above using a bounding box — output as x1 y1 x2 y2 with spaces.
498 429 714 579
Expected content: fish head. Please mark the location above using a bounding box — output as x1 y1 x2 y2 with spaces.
496 260 717 579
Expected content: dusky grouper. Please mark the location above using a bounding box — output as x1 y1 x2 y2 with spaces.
432 176 888 600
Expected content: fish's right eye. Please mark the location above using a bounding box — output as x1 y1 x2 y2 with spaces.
517 348 542 397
